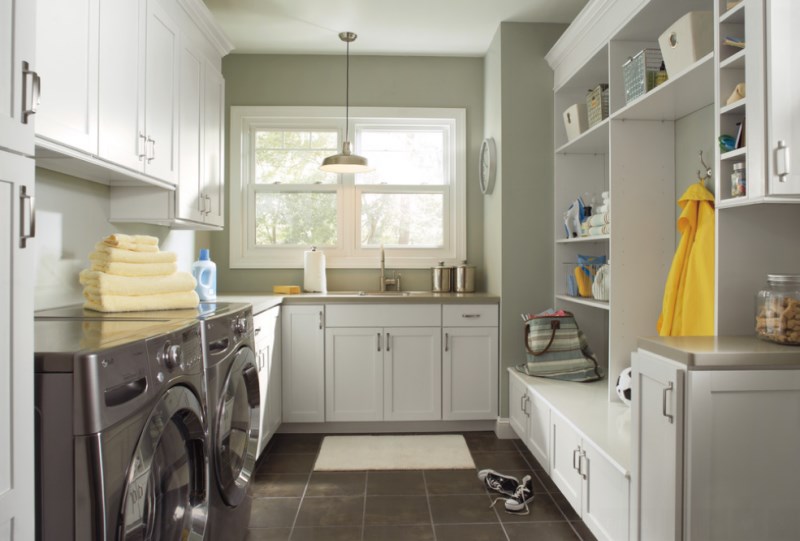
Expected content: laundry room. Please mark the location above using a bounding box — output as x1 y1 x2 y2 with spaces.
4 0 800 540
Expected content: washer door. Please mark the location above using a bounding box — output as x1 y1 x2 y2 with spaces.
215 346 260 507
118 386 208 540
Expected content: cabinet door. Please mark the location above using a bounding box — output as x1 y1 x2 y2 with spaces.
202 62 225 226
582 438 630 541
177 43 204 223
267 315 282 436
442 327 497 420
767 0 800 195
0 0 35 156
281 305 325 422
630 350 684 541
550 408 583 513
143 0 179 183
525 390 550 470
687 370 800 541
384 327 441 421
98 0 145 171
508 373 528 440
0 152 36 540
325 327 383 421
35 0 98 153
253 308 277 456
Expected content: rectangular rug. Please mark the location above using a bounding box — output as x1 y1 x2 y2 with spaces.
313 434 476 471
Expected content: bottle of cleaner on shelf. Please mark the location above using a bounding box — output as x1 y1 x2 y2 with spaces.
192 249 216 301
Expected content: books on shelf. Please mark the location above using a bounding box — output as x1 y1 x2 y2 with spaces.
723 36 745 49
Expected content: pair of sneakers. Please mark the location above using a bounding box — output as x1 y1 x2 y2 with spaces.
477 469 534 514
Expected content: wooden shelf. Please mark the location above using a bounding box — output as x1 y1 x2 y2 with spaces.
612 53 714 121
556 235 610 244
720 49 746 69
556 295 610 311
555 118 609 155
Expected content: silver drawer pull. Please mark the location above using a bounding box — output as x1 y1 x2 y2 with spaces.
662 381 674 424
19 185 35 248
462 314 481 318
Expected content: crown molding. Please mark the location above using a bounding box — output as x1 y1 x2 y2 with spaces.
177 0 235 56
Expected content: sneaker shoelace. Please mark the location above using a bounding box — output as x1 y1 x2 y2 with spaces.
488 483 532 515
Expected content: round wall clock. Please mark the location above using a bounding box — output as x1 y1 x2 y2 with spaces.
479 137 497 195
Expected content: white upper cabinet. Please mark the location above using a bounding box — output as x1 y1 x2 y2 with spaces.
178 42 205 223
202 62 225 227
35 0 98 154
766 0 800 195
0 0 36 156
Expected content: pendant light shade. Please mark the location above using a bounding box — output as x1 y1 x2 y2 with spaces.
320 32 374 174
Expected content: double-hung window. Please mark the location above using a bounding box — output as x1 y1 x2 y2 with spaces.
230 106 466 268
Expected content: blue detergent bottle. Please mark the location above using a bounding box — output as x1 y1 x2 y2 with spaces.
192 249 217 301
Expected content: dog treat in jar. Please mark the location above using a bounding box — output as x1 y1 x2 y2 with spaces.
756 274 800 345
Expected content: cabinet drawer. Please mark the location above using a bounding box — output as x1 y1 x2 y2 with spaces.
443 304 498 326
325 304 440 327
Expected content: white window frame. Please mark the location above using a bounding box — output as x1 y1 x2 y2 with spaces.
229 106 466 269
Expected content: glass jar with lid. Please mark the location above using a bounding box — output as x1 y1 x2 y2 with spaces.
755 274 800 345
731 162 746 197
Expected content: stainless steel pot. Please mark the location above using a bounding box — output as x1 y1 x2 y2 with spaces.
455 260 475 293
432 262 453 292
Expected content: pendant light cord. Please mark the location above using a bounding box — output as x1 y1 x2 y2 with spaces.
345 38 350 143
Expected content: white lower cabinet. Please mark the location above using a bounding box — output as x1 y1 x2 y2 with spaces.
508 374 549 467
443 326 498 420
281 305 325 422
254 306 280 456
325 326 441 422
633 346 800 541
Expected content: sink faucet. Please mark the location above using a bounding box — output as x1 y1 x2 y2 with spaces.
379 245 401 292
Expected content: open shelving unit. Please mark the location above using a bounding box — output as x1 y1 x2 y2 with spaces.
550 0 715 403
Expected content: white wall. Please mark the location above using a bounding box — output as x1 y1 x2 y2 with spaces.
35 168 209 310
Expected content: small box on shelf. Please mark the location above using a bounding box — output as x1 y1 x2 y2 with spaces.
563 103 588 141
586 84 609 128
622 48 663 104
658 11 713 78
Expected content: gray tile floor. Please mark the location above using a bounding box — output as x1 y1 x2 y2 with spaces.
247 432 598 541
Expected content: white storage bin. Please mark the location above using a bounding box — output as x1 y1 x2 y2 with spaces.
562 103 588 141
658 11 713 77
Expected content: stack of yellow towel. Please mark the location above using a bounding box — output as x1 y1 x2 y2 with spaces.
80 234 199 312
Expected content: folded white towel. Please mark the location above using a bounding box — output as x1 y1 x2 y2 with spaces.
84 290 199 312
589 224 611 236
589 212 611 227
90 261 177 276
596 203 609 213
80 270 195 296
91 244 177 264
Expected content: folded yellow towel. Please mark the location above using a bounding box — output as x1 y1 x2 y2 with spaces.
80 270 196 296
83 290 200 312
273 285 301 294
102 234 160 253
90 261 177 276
90 245 177 264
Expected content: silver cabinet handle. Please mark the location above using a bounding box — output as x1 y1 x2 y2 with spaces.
254 327 262 335
386 333 391 352
572 448 580 472
146 137 155 163
138 132 147 160
377 332 382 352
776 140 791 182
205 194 212 215
520 394 526 413
662 381 674 424
579 450 588 480
444 332 449 352
524 395 531 416
319 310 323 330
199 191 206 213
22 61 40 123
462 314 481 319
265 345 270 369
19 185 35 248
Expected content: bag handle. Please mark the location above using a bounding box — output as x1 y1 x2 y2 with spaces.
524 319 560 356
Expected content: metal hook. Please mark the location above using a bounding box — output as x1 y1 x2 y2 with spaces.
697 150 712 185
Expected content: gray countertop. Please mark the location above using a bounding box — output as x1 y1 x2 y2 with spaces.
217 291 500 314
638 335 800 370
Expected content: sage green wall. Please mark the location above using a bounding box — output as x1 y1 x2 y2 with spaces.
483 22 565 418
212 54 484 293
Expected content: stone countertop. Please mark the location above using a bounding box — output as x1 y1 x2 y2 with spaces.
218 292 499 313
638 335 800 370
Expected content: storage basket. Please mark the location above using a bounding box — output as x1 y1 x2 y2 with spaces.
622 48 662 104
586 84 609 127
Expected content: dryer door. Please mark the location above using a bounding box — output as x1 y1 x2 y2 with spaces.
215 346 260 507
118 385 208 540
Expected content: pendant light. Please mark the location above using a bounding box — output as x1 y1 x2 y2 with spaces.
320 32 375 173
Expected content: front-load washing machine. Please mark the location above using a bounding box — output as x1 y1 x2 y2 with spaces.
35 317 210 540
199 305 260 541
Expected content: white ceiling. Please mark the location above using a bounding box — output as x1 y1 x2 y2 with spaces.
202 0 588 56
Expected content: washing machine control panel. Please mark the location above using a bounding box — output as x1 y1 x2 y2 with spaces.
232 315 249 337
150 323 203 378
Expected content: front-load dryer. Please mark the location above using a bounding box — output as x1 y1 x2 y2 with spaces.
35 318 210 540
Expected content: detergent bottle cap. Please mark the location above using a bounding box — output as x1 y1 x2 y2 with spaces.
199 249 210 261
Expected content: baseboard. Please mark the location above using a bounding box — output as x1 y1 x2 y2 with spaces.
278 419 496 434
494 418 517 439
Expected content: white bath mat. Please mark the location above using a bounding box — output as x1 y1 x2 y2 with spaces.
313 434 476 471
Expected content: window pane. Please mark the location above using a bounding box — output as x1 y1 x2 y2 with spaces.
255 130 338 185
360 193 443 247
356 129 446 185
255 192 337 246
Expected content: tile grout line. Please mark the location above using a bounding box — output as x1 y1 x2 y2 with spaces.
421 470 439 541
285 441 321 539
359 470 368 541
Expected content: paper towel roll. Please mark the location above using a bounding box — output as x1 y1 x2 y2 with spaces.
303 247 327 293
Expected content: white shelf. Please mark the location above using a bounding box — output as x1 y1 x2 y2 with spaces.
555 118 609 155
721 147 746 161
720 49 746 69
720 1 745 23
720 98 746 116
556 235 610 244
556 295 610 311
612 53 715 121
